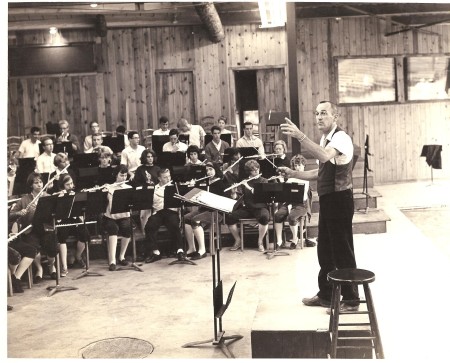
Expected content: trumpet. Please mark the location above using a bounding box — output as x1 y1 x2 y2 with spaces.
81 180 128 192
224 173 262 192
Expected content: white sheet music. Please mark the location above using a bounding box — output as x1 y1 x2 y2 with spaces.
184 188 237 213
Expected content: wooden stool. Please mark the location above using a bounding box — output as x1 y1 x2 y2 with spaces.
327 268 384 359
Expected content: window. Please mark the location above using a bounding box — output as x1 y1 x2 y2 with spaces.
337 58 397 104
406 56 450 101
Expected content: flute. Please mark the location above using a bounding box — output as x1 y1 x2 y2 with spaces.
224 173 262 192
223 156 243 173
7 225 32 243
81 180 127 192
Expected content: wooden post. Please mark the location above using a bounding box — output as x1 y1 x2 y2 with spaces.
286 2 300 155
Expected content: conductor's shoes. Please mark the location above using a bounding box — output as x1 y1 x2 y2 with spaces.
302 295 331 307
145 254 162 264
326 303 360 315
109 263 116 271
177 251 186 261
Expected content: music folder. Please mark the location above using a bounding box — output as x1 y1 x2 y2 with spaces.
151 135 170 155
181 188 238 214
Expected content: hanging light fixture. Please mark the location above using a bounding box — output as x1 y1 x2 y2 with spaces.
258 0 287 28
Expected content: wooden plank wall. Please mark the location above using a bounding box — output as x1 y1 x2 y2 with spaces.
8 18 449 183
297 17 450 183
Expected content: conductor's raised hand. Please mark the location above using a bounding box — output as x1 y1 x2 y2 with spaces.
280 118 304 140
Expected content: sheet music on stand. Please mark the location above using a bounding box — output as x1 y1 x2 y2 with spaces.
181 188 237 214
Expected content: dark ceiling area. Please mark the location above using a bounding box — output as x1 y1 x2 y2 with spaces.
8 2 450 32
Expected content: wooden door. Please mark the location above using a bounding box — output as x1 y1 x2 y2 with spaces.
155 71 196 129
256 68 288 148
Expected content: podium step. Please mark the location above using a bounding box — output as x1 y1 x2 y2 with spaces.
251 298 373 358
311 188 381 213
306 208 391 238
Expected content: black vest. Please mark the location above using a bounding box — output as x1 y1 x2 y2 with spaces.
317 126 353 197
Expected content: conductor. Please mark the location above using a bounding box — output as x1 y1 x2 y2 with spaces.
279 101 359 313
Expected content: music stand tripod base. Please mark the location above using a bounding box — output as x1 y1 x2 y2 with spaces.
73 269 104 280
182 331 243 359
264 247 290 260
116 261 144 272
168 257 196 266
47 284 78 297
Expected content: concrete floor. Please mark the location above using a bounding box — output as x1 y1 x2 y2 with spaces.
3 179 450 360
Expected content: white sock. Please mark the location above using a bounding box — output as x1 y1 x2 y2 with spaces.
153 250 160 256
177 249 183 254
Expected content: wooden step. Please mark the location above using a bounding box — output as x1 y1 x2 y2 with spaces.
311 188 381 213
306 208 391 238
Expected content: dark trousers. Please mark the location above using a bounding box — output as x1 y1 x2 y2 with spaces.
317 190 359 303
144 209 183 254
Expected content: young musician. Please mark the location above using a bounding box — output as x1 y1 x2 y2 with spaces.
184 162 226 260
83 121 100 152
9 172 54 291
144 168 186 263
222 147 241 186
185 145 203 165
17 126 41 159
36 136 56 173
226 160 269 252
204 125 230 164
134 149 160 233
102 165 132 271
57 120 80 154
120 131 146 180
152 116 170 136
53 174 88 277
96 150 116 186
272 140 291 167
47 152 77 194
162 128 188 153
273 154 312 249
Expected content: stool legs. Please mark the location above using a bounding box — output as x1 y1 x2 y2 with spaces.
329 282 342 358
363 283 384 358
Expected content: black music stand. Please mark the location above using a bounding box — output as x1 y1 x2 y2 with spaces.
13 157 36 196
110 186 151 272
96 166 116 186
179 188 243 358
151 135 170 155
71 191 106 280
34 194 79 297
178 134 190 145
102 135 125 154
163 184 196 266
54 141 75 158
254 182 305 260
354 135 373 214
171 165 207 182
156 151 186 169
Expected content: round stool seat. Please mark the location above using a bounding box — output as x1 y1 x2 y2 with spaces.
327 268 375 284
